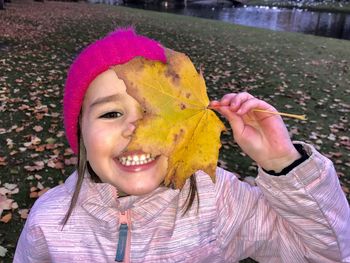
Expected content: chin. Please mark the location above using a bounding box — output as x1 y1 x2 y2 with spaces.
121 181 162 196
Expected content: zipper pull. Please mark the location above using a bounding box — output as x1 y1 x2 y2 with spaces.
115 223 128 262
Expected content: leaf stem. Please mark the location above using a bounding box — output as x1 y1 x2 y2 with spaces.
208 106 307 120
253 109 307 120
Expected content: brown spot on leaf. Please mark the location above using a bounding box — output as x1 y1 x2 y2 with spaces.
173 129 185 142
165 68 180 86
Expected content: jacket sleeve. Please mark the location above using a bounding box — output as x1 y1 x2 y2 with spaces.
215 142 350 263
13 210 51 262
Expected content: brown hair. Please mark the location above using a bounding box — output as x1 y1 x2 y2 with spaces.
61 117 199 227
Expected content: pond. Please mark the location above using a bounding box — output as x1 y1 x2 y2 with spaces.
90 0 350 40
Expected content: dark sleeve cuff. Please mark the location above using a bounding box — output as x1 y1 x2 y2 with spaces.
263 144 310 176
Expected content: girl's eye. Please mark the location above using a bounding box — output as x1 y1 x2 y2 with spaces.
100 111 123 119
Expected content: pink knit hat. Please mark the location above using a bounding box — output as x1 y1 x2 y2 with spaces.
63 27 167 154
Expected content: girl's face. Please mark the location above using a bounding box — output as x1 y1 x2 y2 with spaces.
81 69 168 196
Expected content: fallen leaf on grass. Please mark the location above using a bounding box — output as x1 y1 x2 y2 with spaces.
15 126 24 132
0 187 19 195
0 213 12 223
38 188 50 197
0 245 8 257
47 159 64 169
11 202 18 209
0 157 7 166
37 182 44 190
34 145 46 152
45 137 56 144
64 148 74 156
18 209 29 219
33 125 43 132
23 135 41 147
0 188 10 196
342 186 350 194
4 183 17 191
30 192 38 199
64 157 77 166
6 138 14 149
0 196 13 211
29 187 50 199
24 161 45 171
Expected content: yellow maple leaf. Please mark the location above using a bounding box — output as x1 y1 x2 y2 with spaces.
113 49 225 189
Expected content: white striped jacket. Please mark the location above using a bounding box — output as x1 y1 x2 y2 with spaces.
14 142 350 262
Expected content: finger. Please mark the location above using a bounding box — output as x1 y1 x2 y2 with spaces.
218 93 237 106
212 92 255 112
217 106 245 137
208 100 220 107
237 98 276 116
229 92 255 111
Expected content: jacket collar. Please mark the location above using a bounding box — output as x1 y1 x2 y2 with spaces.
64 171 181 226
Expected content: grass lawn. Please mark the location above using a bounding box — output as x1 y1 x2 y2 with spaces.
0 0 349 262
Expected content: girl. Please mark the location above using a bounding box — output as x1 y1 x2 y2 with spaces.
14 28 350 263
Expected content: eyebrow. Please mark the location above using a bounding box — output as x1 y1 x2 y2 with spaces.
89 94 122 110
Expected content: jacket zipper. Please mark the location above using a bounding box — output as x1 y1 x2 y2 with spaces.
115 210 131 262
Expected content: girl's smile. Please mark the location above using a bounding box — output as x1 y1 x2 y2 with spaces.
81 69 168 196
115 150 160 172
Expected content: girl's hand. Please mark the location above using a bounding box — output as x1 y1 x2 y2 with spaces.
210 92 301 172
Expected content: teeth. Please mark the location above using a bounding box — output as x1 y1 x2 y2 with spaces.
118 154 156 166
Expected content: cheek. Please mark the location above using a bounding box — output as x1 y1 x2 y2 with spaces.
83 126 116 158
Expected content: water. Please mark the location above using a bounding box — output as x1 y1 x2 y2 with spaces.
91 0 350 40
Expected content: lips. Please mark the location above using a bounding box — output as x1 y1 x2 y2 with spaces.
115 150 159 172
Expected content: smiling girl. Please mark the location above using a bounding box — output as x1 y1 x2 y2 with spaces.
14 28 350 263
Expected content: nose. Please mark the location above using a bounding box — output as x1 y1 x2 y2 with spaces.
122 122 137 139
121 106 143 139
